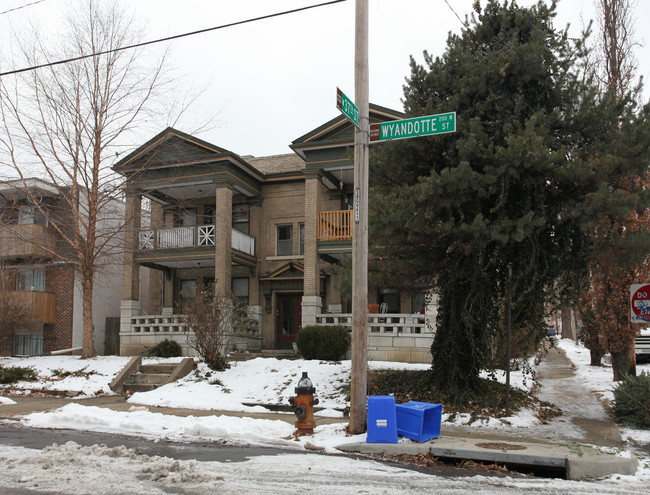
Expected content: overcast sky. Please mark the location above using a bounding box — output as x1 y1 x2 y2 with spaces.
2 0 650 159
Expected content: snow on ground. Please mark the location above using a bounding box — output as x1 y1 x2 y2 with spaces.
0 441 644 495
0 355 132 396
1 340 650 492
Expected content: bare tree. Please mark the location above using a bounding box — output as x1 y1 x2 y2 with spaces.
0 263 26 355
594 0 640 98
578 0 649 380
0 0 177 358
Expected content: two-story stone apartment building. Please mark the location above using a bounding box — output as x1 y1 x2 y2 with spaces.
115 106 437 362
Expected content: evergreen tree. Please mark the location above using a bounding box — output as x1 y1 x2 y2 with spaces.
370 0 648 392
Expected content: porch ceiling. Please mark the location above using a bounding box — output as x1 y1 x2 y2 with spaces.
142 181 253 204
136 252 253 270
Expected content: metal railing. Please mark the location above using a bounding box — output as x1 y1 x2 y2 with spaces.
138 225 255 256
318 210 353 241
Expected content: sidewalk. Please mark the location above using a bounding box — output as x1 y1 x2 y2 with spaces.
0 346 638 480
341 346 637 480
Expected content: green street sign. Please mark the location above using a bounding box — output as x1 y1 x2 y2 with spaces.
369 112 456 143
336 87 360 128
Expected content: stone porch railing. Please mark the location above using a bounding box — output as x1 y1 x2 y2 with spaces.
315 313 435 364
121 313 262 355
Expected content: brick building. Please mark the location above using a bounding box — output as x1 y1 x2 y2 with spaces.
0 179 123 355
115 106 438 363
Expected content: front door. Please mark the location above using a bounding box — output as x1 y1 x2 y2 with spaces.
277 294 302 346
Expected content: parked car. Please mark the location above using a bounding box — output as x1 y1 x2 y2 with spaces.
546 326 557 337
636 326 650 363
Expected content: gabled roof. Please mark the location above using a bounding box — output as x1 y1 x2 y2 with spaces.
260 262 305 281
290 103 404 159
112 127 266 182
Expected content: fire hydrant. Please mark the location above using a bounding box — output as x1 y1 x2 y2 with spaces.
288 372 319 435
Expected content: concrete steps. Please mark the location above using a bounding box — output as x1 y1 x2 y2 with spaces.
110 357 195 394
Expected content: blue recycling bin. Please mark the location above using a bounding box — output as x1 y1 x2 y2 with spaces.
395 401 442 442
366 395 398 443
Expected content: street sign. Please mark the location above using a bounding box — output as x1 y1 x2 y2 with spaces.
336 87 359 128
369 111 456 143
631 284 650 323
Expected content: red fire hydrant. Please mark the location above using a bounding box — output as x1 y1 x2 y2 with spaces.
288 372 319 436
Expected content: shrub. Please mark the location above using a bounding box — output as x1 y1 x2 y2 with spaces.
612 372 650 428
140 339 182 358
183 285 253 371
0 365 37 384
296 325 351 361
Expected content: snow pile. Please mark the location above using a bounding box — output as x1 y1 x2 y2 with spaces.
0 355 132 397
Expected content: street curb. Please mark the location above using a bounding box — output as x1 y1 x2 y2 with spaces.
336 436 638 480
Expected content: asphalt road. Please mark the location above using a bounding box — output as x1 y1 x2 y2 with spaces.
0 421 508 479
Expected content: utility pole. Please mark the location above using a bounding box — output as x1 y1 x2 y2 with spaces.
349 0 369 435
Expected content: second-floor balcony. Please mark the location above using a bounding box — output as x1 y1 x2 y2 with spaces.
138 225 256 257
10 290 56 324
318 210 353 242
0 224 56 259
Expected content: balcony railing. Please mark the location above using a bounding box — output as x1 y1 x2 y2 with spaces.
10 290 56 324
318 210 353 241
138 225 255 256
0 224 56 259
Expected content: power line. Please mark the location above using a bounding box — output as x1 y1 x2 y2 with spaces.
442 0 468 28
0 0 347 77
0 0 46 16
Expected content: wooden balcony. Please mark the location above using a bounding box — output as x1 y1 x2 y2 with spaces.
0 224 56 259
10 290 56 324
318 210 353 241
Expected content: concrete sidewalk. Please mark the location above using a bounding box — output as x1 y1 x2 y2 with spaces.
340 346 638 480
0 346 639 480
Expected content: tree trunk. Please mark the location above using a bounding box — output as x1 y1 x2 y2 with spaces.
611 346 636 381
82 274 95 359
561 307 575 340
590 348 605 366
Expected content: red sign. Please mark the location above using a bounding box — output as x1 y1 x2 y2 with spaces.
631 284 650 323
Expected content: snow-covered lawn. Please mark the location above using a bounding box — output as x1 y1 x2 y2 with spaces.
0 339 649 493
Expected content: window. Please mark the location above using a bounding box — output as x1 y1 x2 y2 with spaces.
179 279 197 309
16 269 45 292
203 206 216 225
233 204 249 234
232 277 249 306
18 205 47 226
14 334 43 356
277 225 293 256
174 208 197 227
299 223 305 255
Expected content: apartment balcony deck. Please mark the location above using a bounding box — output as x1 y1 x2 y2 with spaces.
10 290 56 324
138 225 255 255
318 210 352 256
136 224 257 268
0 224 56 259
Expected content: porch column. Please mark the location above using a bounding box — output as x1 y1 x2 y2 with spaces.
214 185 233 296
120 191 141 332
302 175 322 326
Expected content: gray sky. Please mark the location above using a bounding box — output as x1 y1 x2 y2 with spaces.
2 0 650 159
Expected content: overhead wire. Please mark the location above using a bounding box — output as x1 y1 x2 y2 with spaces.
0 0 46 16
0 0 347 77
442 0 468 28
